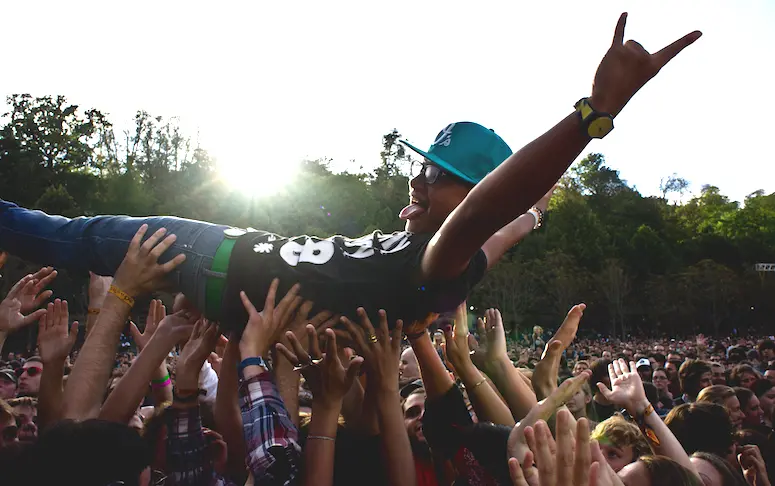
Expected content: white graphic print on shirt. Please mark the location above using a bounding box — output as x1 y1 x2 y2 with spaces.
277 232 412 266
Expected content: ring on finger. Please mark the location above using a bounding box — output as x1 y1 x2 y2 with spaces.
368 334 378 344
311 357 324 365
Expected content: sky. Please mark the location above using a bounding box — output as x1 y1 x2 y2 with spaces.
1 0 772 203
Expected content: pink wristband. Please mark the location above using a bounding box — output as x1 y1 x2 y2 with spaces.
152 377 172 389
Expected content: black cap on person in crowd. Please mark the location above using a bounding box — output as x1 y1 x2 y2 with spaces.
400 379 424 399
0 368 17 385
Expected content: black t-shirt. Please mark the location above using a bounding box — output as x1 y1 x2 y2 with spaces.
221 230 487 332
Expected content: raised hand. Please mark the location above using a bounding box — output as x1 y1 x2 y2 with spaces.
442 303 475 375
738 445 770 486
38 299 78 364
508 371 591 464
177 319 221 390
0 273 50 333
533 304 585 400
18 267 57 314
340 308 403 392
516 411 594 486
277 299 337 357
129 299 166 351
590 12 702 116
471 308 509 372
277 326 364 408
596 358 648 415
149 310 198 348
238 279 302 359
112 224 187 298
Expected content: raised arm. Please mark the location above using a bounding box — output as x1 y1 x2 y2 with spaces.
421 13 702 279
0 268 54 351
442 303 515 426
482 186 555 270
165 319 221 486
214 332 248 481
36 299 78 429
85 273 112 337
62 224 186 420
238 279 304 485
532 304 585 402
597 358 699 479
277 327 363 486
471 309 537 421
342 309 416 486
128 299 174 407
100 309 195 424
275 301 336 427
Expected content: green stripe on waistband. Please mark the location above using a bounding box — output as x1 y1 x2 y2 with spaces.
205 236 237 319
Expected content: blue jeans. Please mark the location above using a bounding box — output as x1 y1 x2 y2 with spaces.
0 199 229 318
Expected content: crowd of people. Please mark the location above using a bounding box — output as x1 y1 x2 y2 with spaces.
3 10 772 486
1 249 774 486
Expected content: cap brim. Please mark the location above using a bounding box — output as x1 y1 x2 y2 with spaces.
400 381 424 399
400 139 478 185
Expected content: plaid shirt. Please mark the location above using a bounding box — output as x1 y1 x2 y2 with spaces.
165 405 233 486
240 371 301 486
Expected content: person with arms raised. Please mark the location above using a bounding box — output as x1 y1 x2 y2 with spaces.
0 13 702 333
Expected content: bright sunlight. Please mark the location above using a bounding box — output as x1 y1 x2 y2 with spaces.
217 157 299 197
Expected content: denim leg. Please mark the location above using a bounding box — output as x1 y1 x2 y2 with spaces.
0 199 228 313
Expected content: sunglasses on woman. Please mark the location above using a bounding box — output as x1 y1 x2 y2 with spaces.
16 366 42 378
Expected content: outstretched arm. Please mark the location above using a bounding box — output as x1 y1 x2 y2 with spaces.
63 225 186 420
597 358 699 479
482 186 555 270
100 310 195 424
421 13 701 280
37 299 78 429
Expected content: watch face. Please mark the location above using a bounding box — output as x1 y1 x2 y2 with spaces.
589 117 614 138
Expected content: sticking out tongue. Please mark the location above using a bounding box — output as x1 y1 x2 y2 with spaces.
399 203 426 221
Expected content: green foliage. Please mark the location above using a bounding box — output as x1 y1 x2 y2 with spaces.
1 94 774 339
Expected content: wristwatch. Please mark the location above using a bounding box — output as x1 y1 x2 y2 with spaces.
575 98 614 139
238 356 268 379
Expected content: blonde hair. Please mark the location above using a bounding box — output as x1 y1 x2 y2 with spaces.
590 415 651 459
696 385 736 406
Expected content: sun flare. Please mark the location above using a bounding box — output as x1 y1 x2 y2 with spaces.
218 158 298 197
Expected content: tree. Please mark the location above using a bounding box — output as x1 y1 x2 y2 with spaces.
660 173 689 201
596 259 631 338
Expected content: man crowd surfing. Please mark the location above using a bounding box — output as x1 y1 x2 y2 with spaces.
0 12 773 486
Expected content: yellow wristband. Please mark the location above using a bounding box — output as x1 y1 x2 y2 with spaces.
108 285 135 308
87 308 101 315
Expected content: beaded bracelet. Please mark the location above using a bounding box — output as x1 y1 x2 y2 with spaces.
108 285 135 308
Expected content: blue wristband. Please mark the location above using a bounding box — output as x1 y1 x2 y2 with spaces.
238 357 267 378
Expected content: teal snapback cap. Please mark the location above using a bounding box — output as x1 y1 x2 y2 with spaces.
400 122 513 185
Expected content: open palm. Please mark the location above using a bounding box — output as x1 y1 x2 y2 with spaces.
471 308 508 372
596 359 647 413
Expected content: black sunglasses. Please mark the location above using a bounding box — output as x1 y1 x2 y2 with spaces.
410 161 449 185
16 366 42 378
